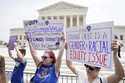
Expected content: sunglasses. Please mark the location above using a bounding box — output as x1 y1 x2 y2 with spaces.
84 64 100 71
42 56 50 60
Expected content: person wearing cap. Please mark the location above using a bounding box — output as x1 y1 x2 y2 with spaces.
7 44 27 83
27 35 66 83
0 55 6 83
66 40 124 83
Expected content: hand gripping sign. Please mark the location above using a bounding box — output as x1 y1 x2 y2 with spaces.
66 22 113 69
24 20 64 50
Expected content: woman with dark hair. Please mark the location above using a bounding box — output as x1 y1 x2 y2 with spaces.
28 37 66 83
7 44 27 83
0 55 6 83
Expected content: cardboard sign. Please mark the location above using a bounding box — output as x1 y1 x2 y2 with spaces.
24 20 64 50
8 36 17 50
66 22 113 68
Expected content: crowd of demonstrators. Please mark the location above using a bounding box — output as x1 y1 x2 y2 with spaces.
27 35 66 83
0 35 124 83
0 32 66 83
7 44 27 83
66 40 125 83
0 55 6 83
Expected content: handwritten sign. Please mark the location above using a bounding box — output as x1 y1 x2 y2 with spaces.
8 36 17 50
24 20 64 50
66 22 113 68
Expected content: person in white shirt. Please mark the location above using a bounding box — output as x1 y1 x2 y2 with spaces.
66 40 124 83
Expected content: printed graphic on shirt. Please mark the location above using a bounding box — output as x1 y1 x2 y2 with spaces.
37 67 50 80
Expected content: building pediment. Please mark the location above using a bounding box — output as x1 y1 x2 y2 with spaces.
38 1 88 16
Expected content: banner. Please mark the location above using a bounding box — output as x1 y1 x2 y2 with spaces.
24 20 64 50
66 22 113 68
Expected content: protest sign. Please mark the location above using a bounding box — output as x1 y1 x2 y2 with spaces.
66 22 113 68
24 20 64 50
8 36 17 50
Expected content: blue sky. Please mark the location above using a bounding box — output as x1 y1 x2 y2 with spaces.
0 0 124 42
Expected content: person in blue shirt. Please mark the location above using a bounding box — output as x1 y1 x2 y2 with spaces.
7 45 27 83
27 36 66 83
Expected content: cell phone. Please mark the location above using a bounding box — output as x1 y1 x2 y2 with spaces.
118 45 121 58
114 35 121 58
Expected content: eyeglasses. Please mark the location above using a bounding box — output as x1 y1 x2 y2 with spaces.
84 64 100 71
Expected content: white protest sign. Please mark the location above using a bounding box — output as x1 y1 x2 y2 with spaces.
24 20 64 50
8 35 17 50
66 22 113 69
